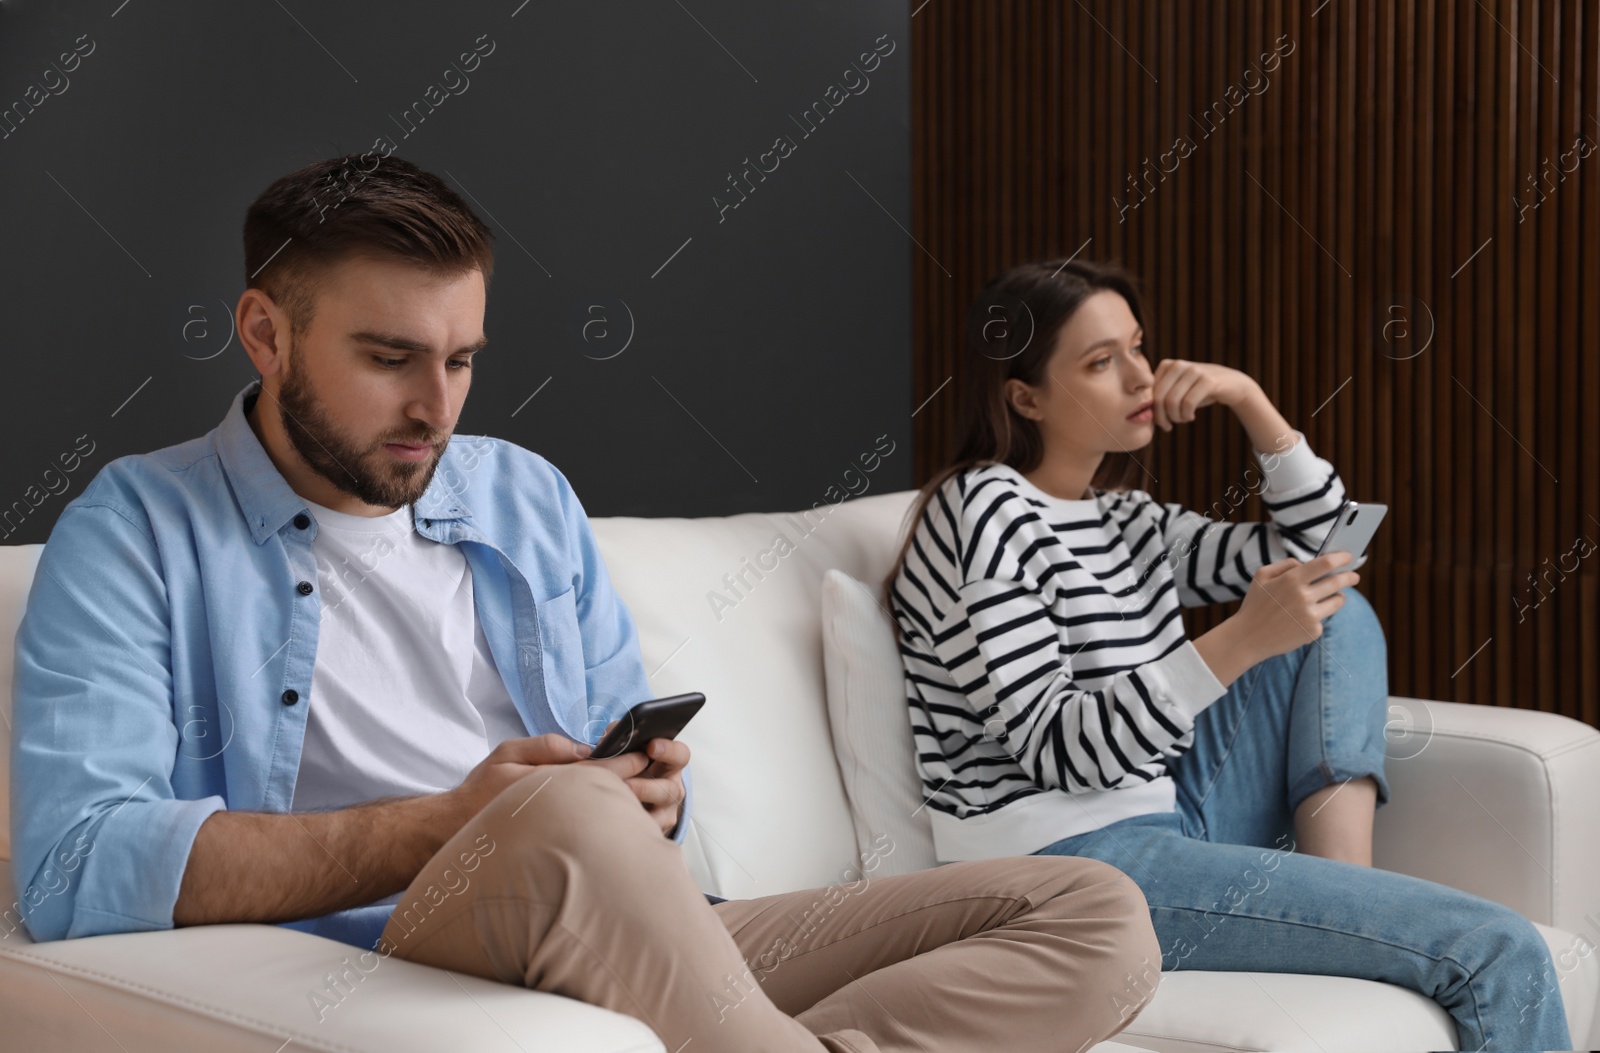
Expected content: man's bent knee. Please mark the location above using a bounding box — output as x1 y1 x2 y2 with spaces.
474 764 661 862
476 763 638 829
381 764 663 956
1027 855 1162 996
1017 854 1148 910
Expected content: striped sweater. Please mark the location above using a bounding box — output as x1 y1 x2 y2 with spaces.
889 430 1348 862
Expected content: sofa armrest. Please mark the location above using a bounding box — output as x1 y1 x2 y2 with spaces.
0 898 663 1053
1374 695 1600 943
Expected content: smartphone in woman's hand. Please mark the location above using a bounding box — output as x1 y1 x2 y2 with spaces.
1311 501 1388 582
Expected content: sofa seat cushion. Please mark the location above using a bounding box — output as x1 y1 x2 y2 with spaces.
1119 919 1597 1053
0 870 662 1053
1117 969 1454 1052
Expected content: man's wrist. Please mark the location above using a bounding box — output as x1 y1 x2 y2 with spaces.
420 790 468 859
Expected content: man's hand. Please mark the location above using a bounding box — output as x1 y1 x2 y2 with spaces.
444 733 650 833
601 720 690 837
174 731 681 929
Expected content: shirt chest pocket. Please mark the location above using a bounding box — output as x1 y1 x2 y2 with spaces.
535 586 587 714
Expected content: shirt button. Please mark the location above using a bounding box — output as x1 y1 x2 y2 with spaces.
293 513 311 529
281 689 299 705
296 580 314 596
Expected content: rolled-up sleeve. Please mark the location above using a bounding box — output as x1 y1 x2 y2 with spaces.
9 501 225 942
551 467 694 845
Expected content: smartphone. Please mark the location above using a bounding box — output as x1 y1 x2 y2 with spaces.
590 691 705 763
1311 500 1388 582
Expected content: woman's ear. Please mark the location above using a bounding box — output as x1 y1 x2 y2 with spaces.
1004 377 1044 421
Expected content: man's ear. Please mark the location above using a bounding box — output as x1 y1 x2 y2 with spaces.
237 288 288 378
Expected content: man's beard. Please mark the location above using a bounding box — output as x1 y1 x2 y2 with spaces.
272 355 445 510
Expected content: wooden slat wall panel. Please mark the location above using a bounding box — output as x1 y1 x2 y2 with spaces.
910 0 1599 723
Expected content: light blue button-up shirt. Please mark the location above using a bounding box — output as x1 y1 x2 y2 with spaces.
10 379 694 952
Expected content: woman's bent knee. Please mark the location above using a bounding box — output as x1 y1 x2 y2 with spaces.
1330 584 1385 643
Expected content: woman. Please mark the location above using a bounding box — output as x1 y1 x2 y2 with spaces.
884 258 1568 1050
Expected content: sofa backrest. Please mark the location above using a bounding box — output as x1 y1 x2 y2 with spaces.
0 544 42 863
591 489 918 899
0 489 921 899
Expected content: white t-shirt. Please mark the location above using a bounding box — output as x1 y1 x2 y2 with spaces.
290 497 527 816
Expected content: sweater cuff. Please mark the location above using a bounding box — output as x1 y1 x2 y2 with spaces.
1255 429 1325 496
1144 640 1230 727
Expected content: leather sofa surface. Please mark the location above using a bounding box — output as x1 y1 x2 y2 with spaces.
3 488 1597 1050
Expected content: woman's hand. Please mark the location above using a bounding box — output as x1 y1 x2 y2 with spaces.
1232 553 1360 661
1149 360 1261 432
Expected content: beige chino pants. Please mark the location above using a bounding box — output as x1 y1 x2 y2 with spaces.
378 764 1159 1053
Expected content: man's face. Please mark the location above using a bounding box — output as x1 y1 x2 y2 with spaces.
270 254 487 511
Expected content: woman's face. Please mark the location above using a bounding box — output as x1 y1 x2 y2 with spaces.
1006 289 1156 456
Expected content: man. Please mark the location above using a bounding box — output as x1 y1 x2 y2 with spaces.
10 154 1160 1052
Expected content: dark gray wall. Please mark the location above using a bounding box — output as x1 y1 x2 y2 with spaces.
0 0 911 543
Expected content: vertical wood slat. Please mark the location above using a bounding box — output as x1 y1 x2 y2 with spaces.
1582 0 1600 725
910 0 1599 724
1556 0 1582 719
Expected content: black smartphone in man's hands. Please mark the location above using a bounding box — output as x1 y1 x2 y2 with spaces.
591 692 705 767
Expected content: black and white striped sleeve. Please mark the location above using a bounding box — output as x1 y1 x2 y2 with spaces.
1154 430 1349 607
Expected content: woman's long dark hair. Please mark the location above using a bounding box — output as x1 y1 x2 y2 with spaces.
882 258 1151 640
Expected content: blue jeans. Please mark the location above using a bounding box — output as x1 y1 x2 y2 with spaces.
1033 588 1569 1051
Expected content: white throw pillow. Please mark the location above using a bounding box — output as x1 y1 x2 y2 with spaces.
818 568 940 876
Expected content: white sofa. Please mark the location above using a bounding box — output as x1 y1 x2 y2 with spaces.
3 487 1598 1052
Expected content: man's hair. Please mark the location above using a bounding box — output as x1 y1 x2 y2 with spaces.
242 154 495 340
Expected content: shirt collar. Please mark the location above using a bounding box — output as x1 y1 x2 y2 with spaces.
217 379 473 545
